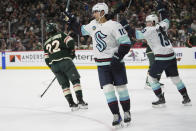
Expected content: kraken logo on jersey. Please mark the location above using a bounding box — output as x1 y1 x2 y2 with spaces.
95 31 107 52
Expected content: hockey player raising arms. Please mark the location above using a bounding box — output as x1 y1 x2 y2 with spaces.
44 23 88 111
141 0 191 107
81 3 132 128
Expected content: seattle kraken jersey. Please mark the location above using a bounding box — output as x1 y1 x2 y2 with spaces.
44 32 75 66
81 20 131 65
142 19 175 60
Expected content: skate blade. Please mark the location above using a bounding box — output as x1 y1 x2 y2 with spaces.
71 107 79 111
160 85 164 88
78 105 88 109
152 103 166 108
124 122 131 127
183 102 192 106
144 85 152 90
113 122 124 130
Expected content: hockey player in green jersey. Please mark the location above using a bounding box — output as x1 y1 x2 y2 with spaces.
44 23 88 111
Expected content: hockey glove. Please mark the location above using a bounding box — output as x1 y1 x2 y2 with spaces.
155 0 167 13
45 59 51 68
111 53 123 69
120 17 134 39
62 11 75 23
62 11 80 35
70 49 76 59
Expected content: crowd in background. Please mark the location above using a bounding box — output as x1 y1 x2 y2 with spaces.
0 0 196 51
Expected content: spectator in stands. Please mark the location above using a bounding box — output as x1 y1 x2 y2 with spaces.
187 24 194 34
188 31 196 47
31 39 42 51
191 19 196 32
12 39 26 51
178 24 187 46
0 39 7 51
0 0 196 50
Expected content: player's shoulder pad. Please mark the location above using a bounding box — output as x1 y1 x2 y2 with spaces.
62 32 68 36
86 19 98 29
142 27 152 33
106 20 119 24
107 20 123 28
157 19 170 31
83 19 97 28
90 19 97 25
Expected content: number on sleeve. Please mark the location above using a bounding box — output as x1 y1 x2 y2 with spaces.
118 28 126 35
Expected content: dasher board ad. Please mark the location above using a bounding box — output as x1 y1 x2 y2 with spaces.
1 47 196 69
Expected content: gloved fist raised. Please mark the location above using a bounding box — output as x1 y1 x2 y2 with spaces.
64 15 70 22
62 11 75 23
154 0 167 13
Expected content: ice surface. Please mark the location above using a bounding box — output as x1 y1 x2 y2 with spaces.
0 69 196 131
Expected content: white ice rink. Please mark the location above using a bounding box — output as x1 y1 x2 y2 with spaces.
0 69 196 131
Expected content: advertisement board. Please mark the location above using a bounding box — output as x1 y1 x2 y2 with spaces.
1 47 196 69
174 48 196 68
5 51 46 69
124 48 148 66
73 50 95 66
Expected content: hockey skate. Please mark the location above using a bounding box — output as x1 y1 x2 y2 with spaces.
152 93 166 108
124 111 131 127
69 102 79 111
182 94 192 106
112 114 123 129
78 100 88 109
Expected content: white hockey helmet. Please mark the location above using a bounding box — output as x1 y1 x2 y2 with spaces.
146 14 159 24
92 3 108 14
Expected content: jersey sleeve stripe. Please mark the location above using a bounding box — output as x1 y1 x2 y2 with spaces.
44 54 49 59
135 30 144 40
120 44 131 46
163 18 170 24
64 36 73 44
81 25 90 36
117 36 132 45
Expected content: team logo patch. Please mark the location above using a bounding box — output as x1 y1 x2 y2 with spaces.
92 26 96 30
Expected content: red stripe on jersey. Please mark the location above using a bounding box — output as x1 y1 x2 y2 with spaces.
64 36 70 43
63 88 70 92
155 52 175 57
73 84 81 88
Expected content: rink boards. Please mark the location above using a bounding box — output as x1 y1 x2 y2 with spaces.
0 47 196 69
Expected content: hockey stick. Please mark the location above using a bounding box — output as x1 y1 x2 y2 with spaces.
77 0 88 6
65 0 71 12
125 0 133 16
40 77 56 98
62 0 73 21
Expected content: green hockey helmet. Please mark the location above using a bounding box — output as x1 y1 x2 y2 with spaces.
46 23 58 33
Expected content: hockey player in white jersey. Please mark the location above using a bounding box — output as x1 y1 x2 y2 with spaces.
81 3 132 128
141 0 191 107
